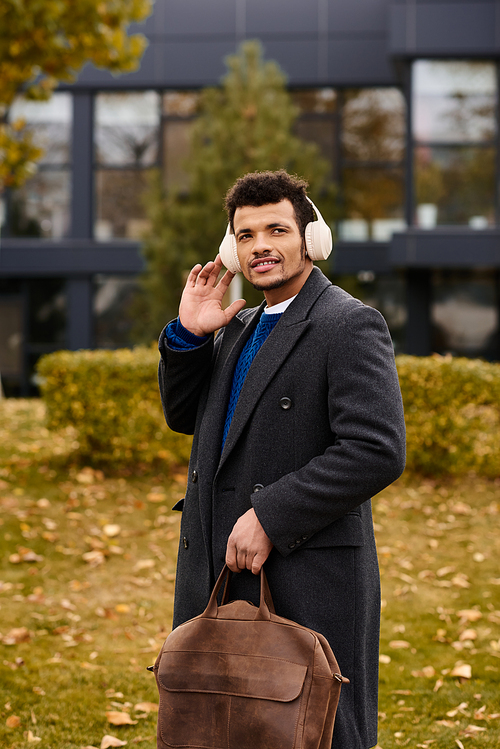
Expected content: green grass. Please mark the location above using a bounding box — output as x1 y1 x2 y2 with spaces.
1 400 499 749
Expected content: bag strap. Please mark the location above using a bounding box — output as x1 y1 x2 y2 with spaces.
202 564 276 621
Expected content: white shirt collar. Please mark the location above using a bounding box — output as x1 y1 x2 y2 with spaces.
263 295 297 315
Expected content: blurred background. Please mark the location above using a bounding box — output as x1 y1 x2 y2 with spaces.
1 0 499 396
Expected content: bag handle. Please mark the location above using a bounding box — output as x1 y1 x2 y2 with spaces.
202 564 276 621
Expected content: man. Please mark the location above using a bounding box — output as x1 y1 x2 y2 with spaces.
158 170 406 749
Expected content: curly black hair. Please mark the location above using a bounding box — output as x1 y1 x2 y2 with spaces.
224 170 314 237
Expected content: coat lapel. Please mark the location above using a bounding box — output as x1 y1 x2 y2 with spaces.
217 267 332 471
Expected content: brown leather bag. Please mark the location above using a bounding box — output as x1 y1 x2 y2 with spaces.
152 564 349 749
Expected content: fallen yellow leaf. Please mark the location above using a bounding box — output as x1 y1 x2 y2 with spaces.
134 702 158 713
82 550 105 566
26 730 41 743
456 609 482 622
447 702 469 717
103 524 121 537
2 627 31 645
461 725 487 736
6 715 21 728
389 640 411 649
450 663 472 679
105 711 137 726
100 736 128 748
458 628 477 642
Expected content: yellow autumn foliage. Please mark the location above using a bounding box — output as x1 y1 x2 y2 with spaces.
36 348 192 467
397 355 500 477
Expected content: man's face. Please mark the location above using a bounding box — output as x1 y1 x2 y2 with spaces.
233 199 313 305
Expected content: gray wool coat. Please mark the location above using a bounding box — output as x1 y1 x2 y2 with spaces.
158 267 406 749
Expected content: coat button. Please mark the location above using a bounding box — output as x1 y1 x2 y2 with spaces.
252 484 264 493
280 397 292 410
191 470 198 483
302 535 308 540
183 537 189 549
288 542 296 549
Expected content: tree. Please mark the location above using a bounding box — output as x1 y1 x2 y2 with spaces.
0 0 152 190
136 40 336 340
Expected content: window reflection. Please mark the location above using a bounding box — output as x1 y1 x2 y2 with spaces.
95 92 160 166
413 61 497 228
95 169 153 240
9 93 72 164
0 297 23 382
11 171 71 239
415 145 495 227
163 120 193 191
339 88 406 241
343 89 405 162
163 91 199 117
291 88 336 114
413 61 496 144
340 168 405 241
432 271 498 358
93 275 139 348
8 93 72 239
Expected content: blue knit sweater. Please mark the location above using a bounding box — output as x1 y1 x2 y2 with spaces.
221 311 281 448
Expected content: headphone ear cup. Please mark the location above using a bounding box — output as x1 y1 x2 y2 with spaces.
219 225 242 273
304 199 333 261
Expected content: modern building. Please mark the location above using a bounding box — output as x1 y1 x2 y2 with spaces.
1 0 499 395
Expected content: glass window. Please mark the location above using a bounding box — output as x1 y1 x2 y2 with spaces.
95 169 153 240
415 145 495 227
413 61 496 144
95 91 160 166
28 279 66 346
413 60 497 228
7 93 72 239
161 91 199 191
0 296 23 380
294 119 336 177
163 120 193 191
93 275 140 348
10 170 71 239
431 270 498 359
8 92 72 164
163 91 199 117
339 88 406 241
339 168 405 241
342 89 405 162
291 88 336 114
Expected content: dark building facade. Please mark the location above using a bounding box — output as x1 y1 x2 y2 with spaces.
1 0 500 395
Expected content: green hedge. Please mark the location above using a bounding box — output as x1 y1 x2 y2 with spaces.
36 347 192 467
397 355 500 478
37 349 500 477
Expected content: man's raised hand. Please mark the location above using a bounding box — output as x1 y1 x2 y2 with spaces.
179 255 246 337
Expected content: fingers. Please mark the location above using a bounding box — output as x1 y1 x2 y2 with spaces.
186 256 226 289
225 537 239 573
186 264 203 287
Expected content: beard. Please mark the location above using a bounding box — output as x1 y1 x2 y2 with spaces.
251 276 288 292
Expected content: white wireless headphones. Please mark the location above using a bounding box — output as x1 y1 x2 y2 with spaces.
218 197 333 274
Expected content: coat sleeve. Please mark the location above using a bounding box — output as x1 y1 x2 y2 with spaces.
251 304 406 557
158 324 215 435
